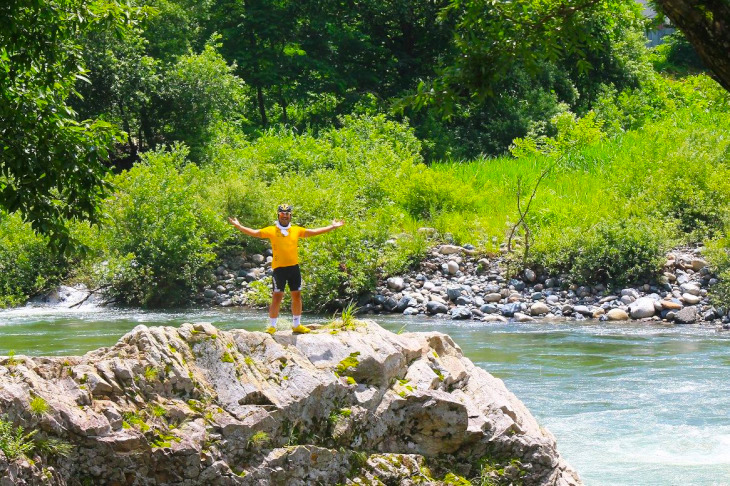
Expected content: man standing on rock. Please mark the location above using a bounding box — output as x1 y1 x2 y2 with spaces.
228 204 344 334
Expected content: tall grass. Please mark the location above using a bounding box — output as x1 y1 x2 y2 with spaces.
427 108 730 285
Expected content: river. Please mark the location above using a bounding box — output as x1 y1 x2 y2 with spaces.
1 305 729 485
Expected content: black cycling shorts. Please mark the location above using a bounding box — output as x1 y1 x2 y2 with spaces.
272 265 302 292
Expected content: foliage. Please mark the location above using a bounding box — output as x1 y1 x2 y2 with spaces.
0 213 66 308
0 0 127 249
4 46 730 309
473 457 526 486
650 31 706 75
209 0 453 128
0 417 37 460
398 165 477 220
140 0 213 62
300 223 382 308
76 27 246 165
205 115 428 309
404 0 646 116
246 278 275 308
705 237 730 308
88 145 228 307
336 352 361 376
377 232 429 280
531 219 669 287
30 396 49 417
327 302 360 330
33 437 73 458
653 0 730 92
122 411 150 432
510 110 606 158
442 472 472 485
247 431 270 448
73 14 158 166
154 38 248 161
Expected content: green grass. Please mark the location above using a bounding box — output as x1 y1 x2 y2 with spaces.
248 430 270 448
150 404 167 418
29 396 49 416
425 108 730 286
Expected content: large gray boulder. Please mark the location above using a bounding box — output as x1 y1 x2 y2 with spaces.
675 306 698 324
629 297 657 319
0 321 580 485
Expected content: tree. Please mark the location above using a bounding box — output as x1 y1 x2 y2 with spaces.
154 39 248 161
653 0 730 92
0 0 128 250
73 23 159 169
209 0 454 128
401 0 647 116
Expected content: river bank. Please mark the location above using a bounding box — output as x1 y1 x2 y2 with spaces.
197 243 729 329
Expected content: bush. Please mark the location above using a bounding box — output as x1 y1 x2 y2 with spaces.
300 214 389 309
705 237 730 308
397 166 477 219
0 213 66 307
89 145 229 307
0 417 36 460
651 31 706 75
532 219 670 287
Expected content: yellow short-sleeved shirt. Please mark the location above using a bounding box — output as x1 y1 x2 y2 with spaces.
259 225 307 269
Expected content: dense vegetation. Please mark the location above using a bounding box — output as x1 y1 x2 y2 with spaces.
1 0 729 309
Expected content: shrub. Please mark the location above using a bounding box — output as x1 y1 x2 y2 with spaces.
510 109 606 158
397 166 478 220
29 396 49 416
650 31 706 75
90 145 229 307
300 223 381 309
0 417 36 460
532 218 669 287
705 237 730 308
0 213 66 307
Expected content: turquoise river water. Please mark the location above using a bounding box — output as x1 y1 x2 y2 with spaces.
1 306 729 485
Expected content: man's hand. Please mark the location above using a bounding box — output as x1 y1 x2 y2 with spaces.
303 219 345 237
228 218 261 238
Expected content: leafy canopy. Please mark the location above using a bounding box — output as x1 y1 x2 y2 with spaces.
0 0 129 251
402 0 645 117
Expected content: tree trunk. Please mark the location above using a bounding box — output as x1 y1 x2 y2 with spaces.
655 0 730 92
257 86 268 126
279 89 288 124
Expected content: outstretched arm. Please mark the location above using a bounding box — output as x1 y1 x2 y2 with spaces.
303 220 345 237
228 217 262 238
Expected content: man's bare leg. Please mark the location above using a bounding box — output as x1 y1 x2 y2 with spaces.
291 290 309 333
291 290 302 317
267 291 285 333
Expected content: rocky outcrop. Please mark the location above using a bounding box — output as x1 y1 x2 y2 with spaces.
0 321 580 485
